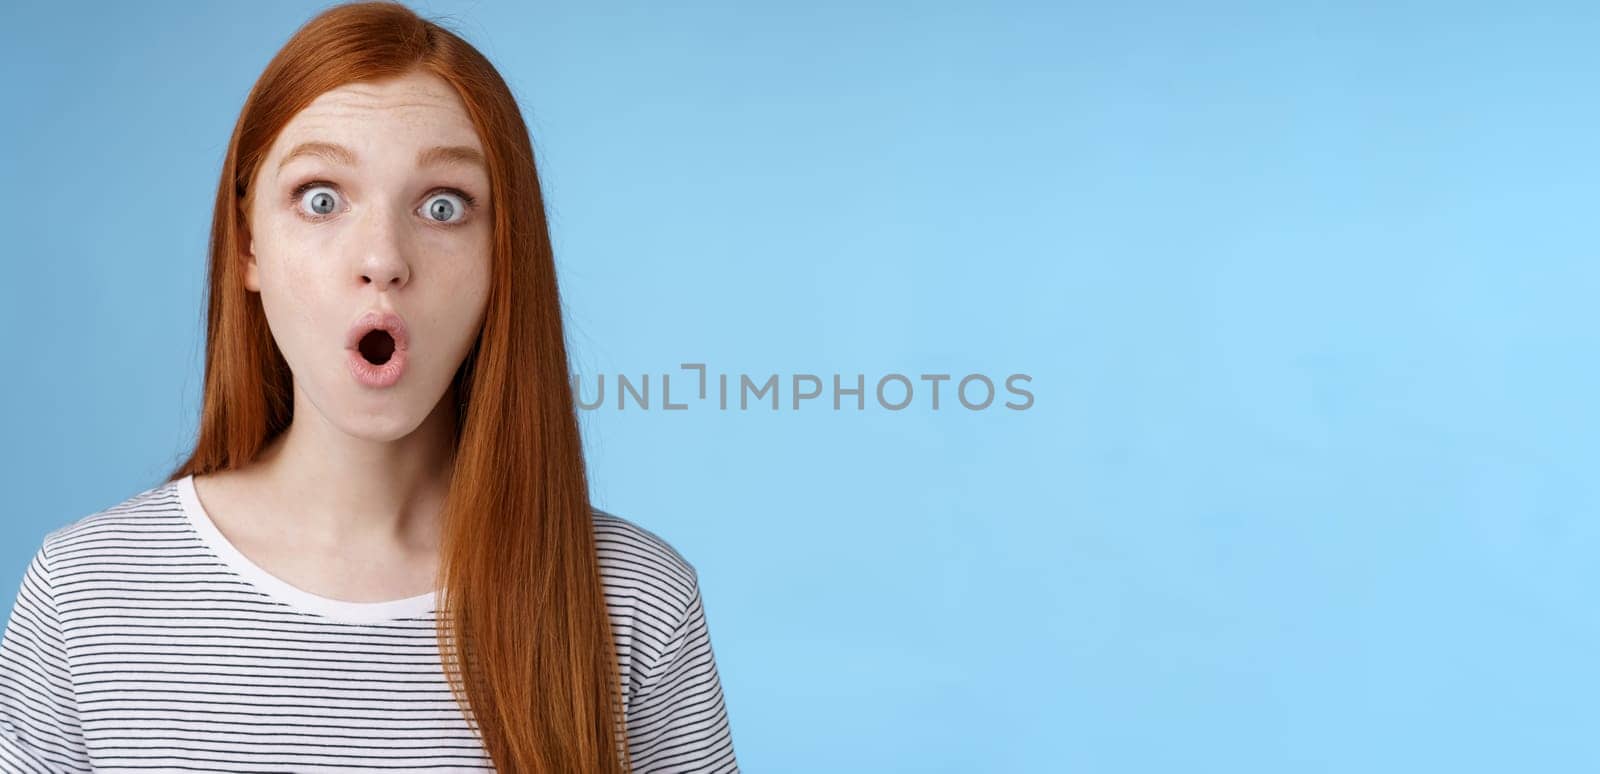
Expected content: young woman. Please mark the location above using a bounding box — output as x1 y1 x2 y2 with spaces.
0 2 737 772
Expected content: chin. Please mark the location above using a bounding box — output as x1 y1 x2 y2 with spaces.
335 402 433 441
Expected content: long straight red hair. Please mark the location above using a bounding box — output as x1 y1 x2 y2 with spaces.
165 2 629 771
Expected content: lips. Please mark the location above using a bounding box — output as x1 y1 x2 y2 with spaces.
345 310 410 354
345 310 410 388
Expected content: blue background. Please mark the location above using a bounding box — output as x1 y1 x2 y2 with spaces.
3 1 1597 771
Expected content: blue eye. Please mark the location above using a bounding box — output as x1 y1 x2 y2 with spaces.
287 180 478 226
293 183 341 217
422 192 469 224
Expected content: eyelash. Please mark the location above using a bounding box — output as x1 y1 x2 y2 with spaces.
287 180 479 226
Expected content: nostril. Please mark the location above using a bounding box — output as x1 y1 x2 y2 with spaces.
359 329 395 364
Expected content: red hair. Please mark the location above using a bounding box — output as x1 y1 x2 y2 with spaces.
166 2 630 770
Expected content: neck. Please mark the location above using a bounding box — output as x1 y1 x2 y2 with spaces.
249 382 460 551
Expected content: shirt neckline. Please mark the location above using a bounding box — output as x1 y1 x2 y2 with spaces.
176 473 439 624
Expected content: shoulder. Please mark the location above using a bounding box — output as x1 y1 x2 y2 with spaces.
590 505 700 621
36 478 186 572
6 479 184 626
588 506 714 697
20 473 188 607
589 505 708 686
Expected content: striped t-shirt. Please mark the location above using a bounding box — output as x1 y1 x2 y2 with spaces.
0 475 739 772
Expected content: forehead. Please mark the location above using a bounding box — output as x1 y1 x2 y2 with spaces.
269 72 483 163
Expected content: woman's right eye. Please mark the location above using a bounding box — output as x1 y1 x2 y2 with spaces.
293 183 341 218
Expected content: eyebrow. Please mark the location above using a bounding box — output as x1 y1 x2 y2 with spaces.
276 141 486 173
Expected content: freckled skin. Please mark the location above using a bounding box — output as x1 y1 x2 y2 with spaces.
187 70 495 599
242 70 493 442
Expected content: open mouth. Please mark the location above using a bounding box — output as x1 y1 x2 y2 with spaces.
358 329 396 365
345 311 409 388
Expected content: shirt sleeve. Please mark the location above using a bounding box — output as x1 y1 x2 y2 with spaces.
0 540 90 772
625 574 739 773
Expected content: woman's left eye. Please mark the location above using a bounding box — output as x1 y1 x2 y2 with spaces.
420 191 471 225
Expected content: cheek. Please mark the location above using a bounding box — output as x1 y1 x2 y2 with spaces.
258 212 334 287
434 227 491 296
253 234 333 352
469 241 493 313
258 246 322 309
434 242 492 342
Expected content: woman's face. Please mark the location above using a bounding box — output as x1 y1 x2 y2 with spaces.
242 70 492 441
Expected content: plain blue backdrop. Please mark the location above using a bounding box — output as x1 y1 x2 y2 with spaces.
3 1 1597 771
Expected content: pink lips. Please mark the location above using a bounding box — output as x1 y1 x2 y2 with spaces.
346 310 409 388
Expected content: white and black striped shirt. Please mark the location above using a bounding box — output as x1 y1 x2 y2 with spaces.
0 475 738 772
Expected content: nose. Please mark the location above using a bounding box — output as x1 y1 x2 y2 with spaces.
353 205 411 291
